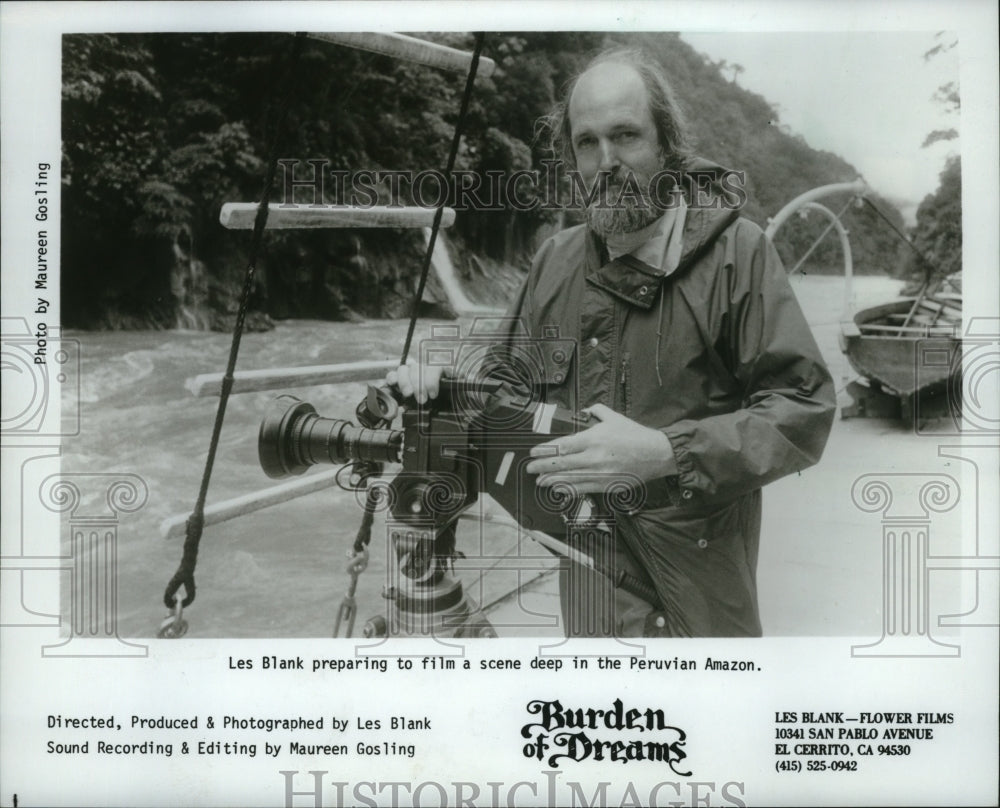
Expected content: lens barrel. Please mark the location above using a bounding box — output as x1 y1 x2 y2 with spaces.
258 394 403 479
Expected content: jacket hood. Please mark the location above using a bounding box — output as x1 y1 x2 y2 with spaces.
674 156 742 275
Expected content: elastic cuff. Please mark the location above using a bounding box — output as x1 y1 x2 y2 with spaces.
661 423 698 504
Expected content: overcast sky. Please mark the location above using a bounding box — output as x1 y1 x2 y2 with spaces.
680 31 961 224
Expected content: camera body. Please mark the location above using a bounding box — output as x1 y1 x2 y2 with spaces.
258 379 593 538
256 353 683 637
397 382 594 536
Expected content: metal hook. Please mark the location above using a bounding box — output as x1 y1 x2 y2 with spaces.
157 590 189 639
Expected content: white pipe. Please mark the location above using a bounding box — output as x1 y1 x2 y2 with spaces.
795 201 856 322
307 32 496 78
764 178 867 240
220 204 455 230
160 468 342 539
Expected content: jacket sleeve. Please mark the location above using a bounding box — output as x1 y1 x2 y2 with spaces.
660 227 836 504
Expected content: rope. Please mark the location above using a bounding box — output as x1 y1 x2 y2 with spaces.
348 33 487 565
352 489 378 554
860 197 945 328
861 197 938 277
162 33 306 611
399 32 486 364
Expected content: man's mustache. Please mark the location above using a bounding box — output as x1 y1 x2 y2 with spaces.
590 171 660 191
593 171 627 188
586 172 659 204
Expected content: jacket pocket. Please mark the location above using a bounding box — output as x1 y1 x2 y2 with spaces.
536 339 576 410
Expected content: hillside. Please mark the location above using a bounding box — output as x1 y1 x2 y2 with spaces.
61 32 911 330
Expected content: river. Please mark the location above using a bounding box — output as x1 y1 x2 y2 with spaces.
61 274 909 638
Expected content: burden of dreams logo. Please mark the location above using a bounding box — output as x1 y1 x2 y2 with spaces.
521 699 690 774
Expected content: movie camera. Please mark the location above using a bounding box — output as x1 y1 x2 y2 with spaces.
257 361 658 637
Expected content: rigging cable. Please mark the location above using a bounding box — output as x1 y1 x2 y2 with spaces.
787 197 855 276
399 32 486 365
333 33 487 635
860 197 946 328
861 196 939 276
160 33 307 634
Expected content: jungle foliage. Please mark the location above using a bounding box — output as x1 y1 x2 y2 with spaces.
62 32 940 329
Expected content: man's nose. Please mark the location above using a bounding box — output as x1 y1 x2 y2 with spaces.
597 138 620 172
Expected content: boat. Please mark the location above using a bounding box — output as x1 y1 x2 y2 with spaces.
841 291 961 390
765 181 963 422
838 283 962 421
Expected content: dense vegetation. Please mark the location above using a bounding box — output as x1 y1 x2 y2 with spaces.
62 32 944 330
902 156 962 292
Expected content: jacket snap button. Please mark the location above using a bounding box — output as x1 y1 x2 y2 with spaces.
552 372 564 383
588 337 599 348
681 489 693 500
639 285 648 295
697 538 708 549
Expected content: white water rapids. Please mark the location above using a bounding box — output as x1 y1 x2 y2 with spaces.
58 275 905 637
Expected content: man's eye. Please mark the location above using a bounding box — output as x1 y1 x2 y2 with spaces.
576 137 595 149
616 131 637 142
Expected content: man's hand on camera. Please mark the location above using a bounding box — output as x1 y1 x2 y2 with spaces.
525 404 677 491
386 361 449 404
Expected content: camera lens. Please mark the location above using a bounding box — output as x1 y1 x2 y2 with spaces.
258 395 403 479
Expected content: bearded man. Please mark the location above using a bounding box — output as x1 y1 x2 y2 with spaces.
392 48 836 637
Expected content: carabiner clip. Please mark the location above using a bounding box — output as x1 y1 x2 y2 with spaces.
157 590 189 639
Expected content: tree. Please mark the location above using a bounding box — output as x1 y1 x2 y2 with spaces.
61 31 912 328
904 33 961 286
904 155 961 286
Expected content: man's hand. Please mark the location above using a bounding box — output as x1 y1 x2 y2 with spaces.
385 361 449 404
525 404 677 492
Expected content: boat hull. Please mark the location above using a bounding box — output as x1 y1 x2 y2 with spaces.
839 299 961 398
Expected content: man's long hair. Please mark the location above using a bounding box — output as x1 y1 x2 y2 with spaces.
540 47 693 174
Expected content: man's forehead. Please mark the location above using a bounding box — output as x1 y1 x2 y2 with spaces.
569 61 651 126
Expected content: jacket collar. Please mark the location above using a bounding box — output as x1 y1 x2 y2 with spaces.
585 248 665 310
585 205 739 309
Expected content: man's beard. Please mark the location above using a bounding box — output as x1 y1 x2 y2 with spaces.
585 172 666 239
